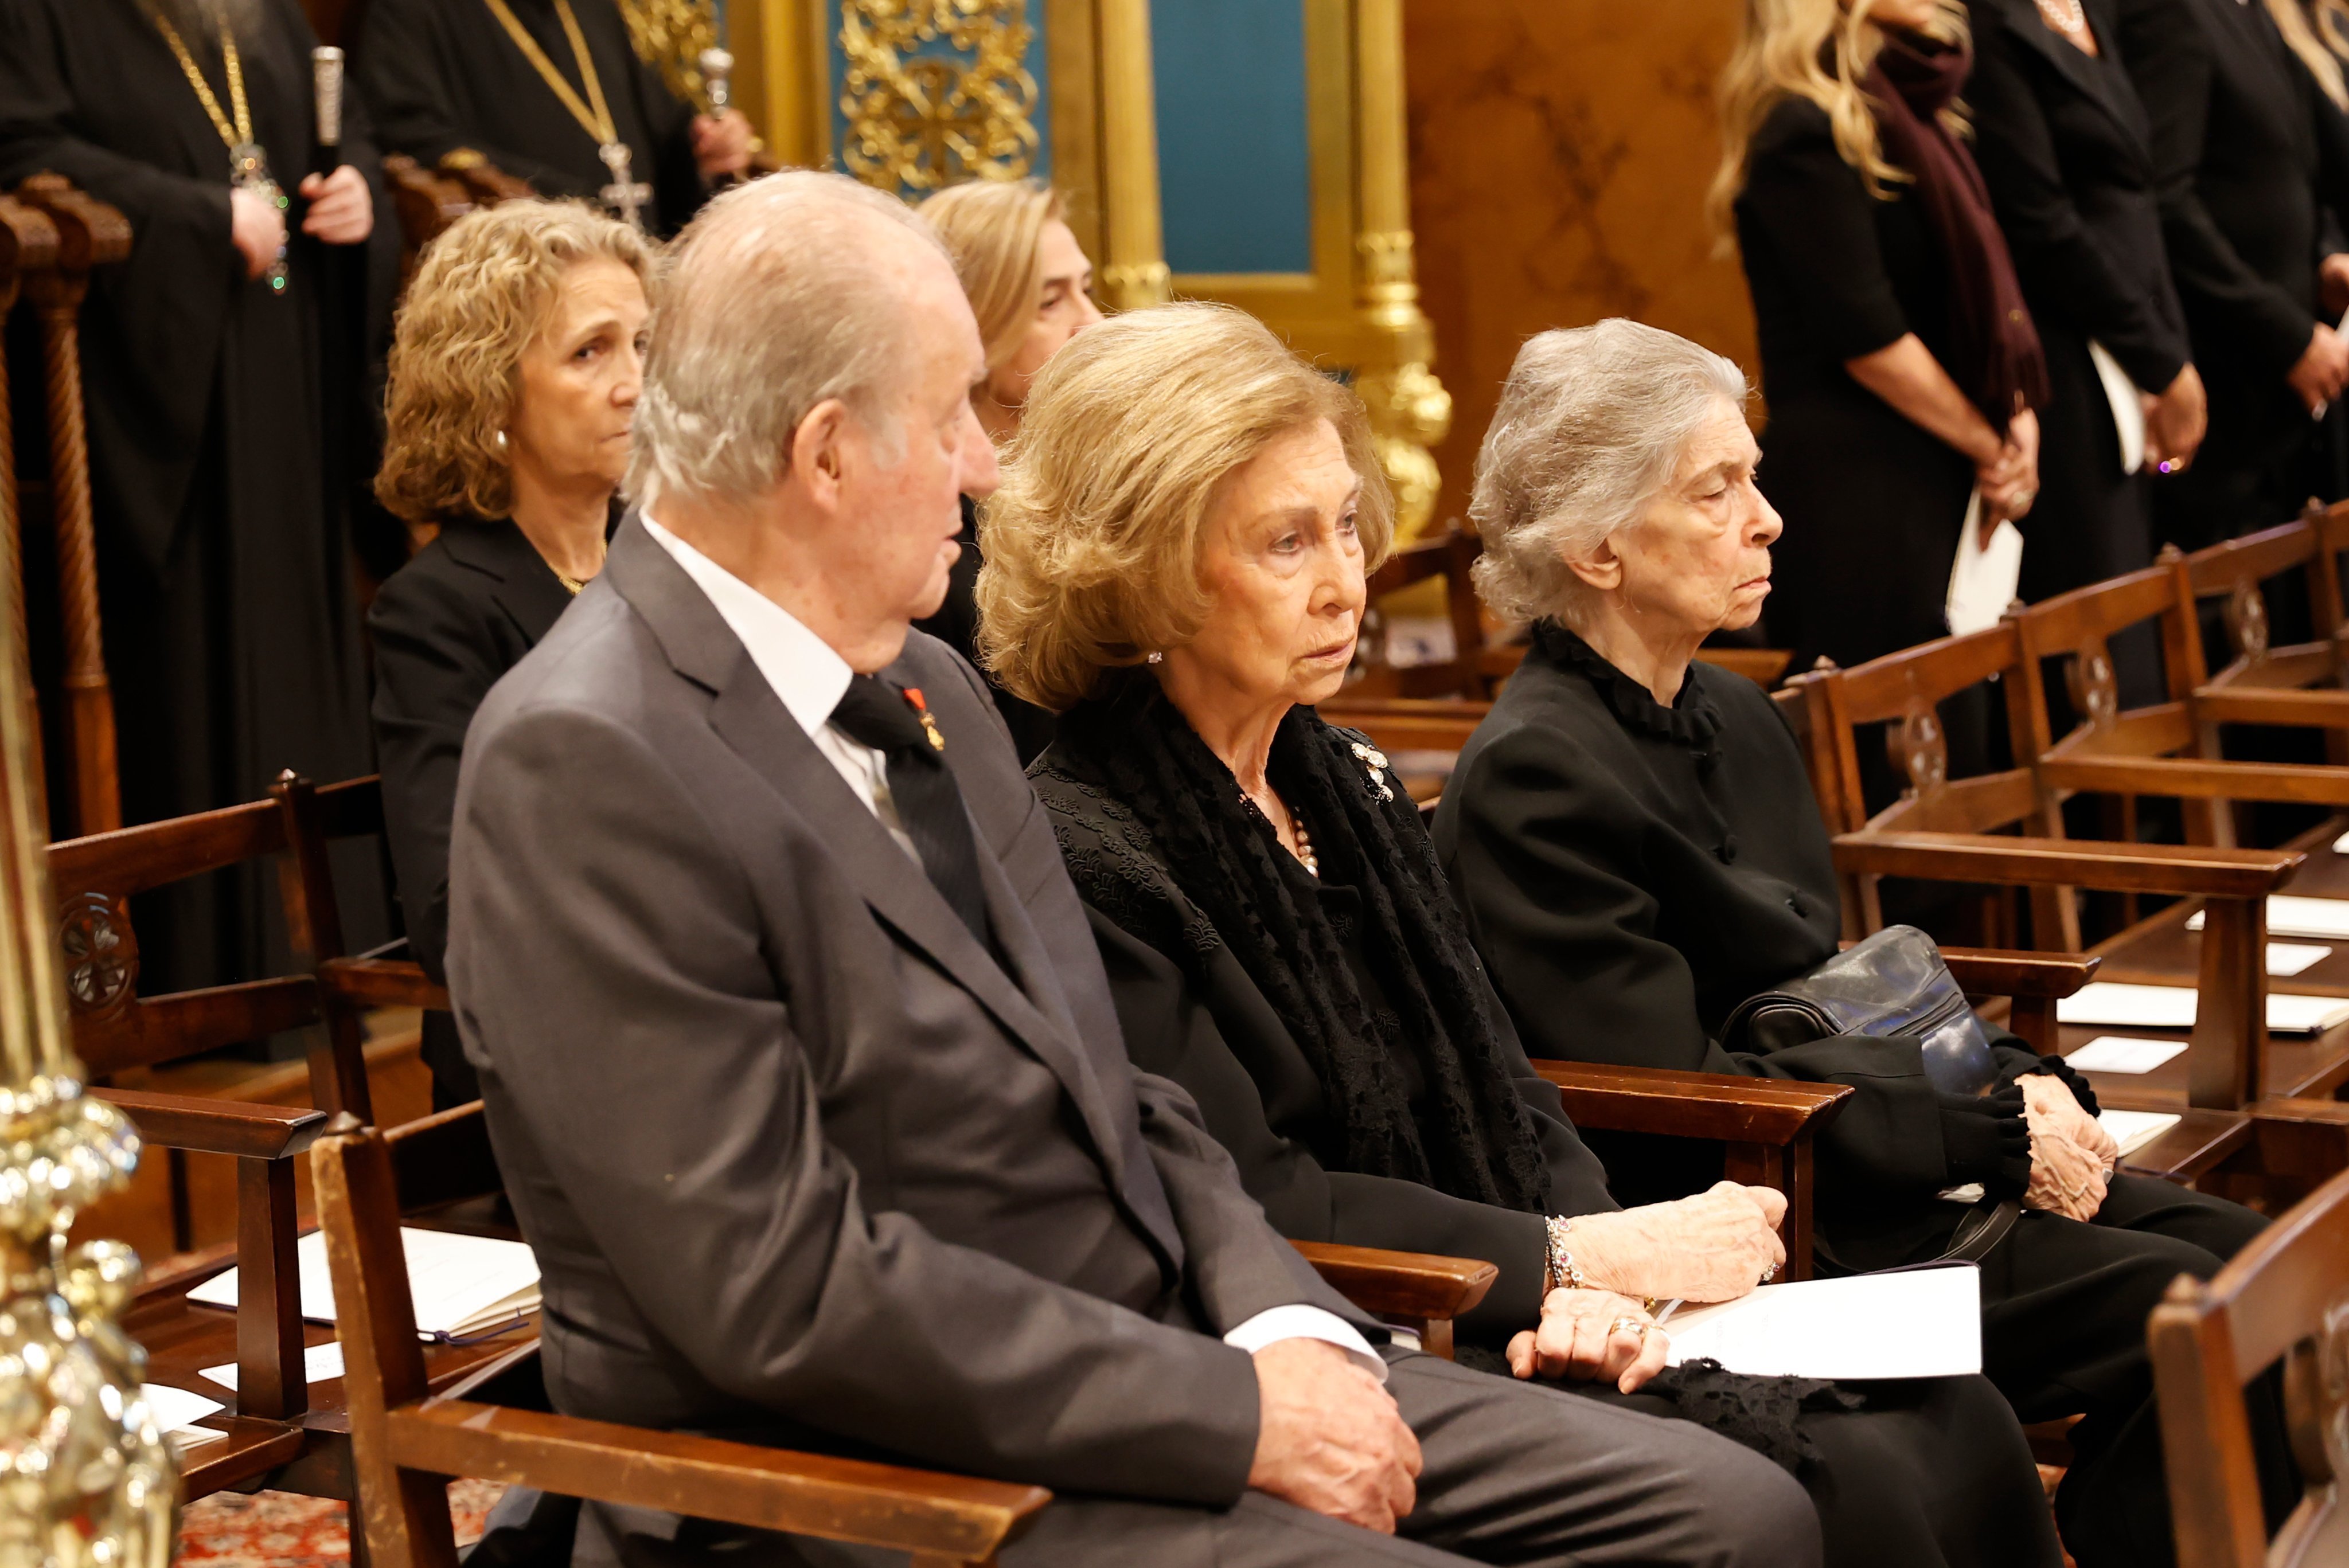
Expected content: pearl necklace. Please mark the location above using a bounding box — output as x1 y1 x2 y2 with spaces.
2034 0 2087 34
1244 789 1319 878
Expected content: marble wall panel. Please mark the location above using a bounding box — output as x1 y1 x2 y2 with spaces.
1404 0 1758 513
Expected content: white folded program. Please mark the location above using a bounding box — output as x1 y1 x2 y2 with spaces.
2186 896 2349 942
185 1226 540 1340
2055 980 2349 1035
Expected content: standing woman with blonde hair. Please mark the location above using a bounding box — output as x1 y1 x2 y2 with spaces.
1715 0 2045 682
915 178 1105 760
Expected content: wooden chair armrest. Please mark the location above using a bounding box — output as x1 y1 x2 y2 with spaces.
93 1088 329 1160
1831 832 2301 898
1938 948 2102 1000
1291 1240 1498 1328
320 956 451 1012
387 1399 1050 1561
1531 1061 1851 1145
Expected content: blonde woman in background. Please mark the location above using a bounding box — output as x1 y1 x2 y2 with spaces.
370 200 654 1111
914 178 1105 759
1712 0 2044 689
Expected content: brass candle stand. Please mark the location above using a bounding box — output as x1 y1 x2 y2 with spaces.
0 472 173 1562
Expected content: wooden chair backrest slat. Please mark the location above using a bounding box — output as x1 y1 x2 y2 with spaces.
1833 623 2027 722
79 977 322 1077
2151 1166 2349 1567
2020 562 2182 651
2185 518 2320 597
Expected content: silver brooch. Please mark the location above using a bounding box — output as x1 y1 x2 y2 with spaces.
1350 741 1395 802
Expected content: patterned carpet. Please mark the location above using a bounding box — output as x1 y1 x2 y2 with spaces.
178 1480 508 1568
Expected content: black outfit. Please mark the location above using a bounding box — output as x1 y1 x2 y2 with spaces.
1968 0 2192 600
356 0 703 234
0 0 396 991
369 518 578 1108
1735 95 1980 675
2117 0 2349 546
1433 622 2296 1568
914 495 1056 763
1031 679 2064 1568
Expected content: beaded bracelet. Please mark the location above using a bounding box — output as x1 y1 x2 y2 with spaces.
1543 1215 1585 1293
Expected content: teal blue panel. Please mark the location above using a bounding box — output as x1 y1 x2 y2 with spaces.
1152 0 1312 275
826 3 1052 194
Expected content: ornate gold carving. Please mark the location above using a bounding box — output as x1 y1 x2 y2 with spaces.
1889 706 1949 800
2225 581 2270 662
1355 361 1453 542
1097 259 1171 308
57 892 134 1018
838 0 1038 194
2067 644 2120 732
615 0 723 113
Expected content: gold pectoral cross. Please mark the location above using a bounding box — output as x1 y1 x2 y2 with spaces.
598 142 652 230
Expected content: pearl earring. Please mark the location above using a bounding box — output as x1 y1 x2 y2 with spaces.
493 429 509 452
1146 651 1163 664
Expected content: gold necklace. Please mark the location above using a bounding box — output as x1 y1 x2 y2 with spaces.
555 572 586 595
478 0 651 229
146 2 289 291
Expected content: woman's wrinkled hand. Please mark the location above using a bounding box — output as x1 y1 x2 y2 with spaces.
1507 1288 1670 1394
2023 1122 2110 1222
1566 1182 1787 1304
2019 1072 2117 1168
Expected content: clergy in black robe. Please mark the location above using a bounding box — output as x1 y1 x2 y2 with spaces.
0 0 396 990
356 0 745 236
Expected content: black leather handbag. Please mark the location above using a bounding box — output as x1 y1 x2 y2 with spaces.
1720 924 2020 1261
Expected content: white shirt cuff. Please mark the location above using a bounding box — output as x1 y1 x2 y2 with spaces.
1222 1304 1387 1382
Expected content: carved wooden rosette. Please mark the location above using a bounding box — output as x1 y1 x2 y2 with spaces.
0 182 174 1568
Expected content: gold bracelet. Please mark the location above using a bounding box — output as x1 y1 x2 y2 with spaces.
1543 1215 1584 1293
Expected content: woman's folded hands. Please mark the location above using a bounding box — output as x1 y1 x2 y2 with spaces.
2018 1072 2118 1223
1565 1182 1789 1304
1507 1288 1670 1394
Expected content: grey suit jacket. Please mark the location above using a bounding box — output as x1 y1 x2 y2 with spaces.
446 517 1368 1508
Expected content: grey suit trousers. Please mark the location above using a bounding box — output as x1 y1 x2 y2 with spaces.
578 1351 1821 1568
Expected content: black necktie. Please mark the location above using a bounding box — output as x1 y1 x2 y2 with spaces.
828 675 993 949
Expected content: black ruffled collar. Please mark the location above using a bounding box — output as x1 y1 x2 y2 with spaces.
1534 620 1722 751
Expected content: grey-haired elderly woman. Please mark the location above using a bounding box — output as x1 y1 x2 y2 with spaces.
1432 318 2291 1568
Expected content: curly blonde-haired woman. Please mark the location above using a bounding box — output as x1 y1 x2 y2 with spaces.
912 178 1103 760
1714 0 2044 684
369 198 653 1108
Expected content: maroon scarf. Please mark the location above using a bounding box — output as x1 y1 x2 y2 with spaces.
1863 33 2048 420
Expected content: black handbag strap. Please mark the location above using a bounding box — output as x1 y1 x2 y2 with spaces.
1938 1197 2022 1263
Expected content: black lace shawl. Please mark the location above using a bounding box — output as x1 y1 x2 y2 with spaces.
1035 672 1551 1215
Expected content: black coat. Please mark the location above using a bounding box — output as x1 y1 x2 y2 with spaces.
1030 726 1617 1338
1968 0 2189 598
1433 624 2057 1268
0 0 397 990
368 519 577 1105
2116 0 2349 541
356 0 703 234
1735 95 1980 673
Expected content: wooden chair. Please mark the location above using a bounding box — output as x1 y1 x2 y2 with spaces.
2178 507 2349 745
0 193 57 798
1789 624 2296 1183
48 774 468 1502
2150 1163 2349 1565
10 174 126 836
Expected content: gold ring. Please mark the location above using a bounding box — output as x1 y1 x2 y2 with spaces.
1608 1316 1648 1338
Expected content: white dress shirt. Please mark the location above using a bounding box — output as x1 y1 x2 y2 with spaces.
639 513 1383 1377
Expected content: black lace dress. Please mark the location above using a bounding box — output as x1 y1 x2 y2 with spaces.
1033 711 2062 1568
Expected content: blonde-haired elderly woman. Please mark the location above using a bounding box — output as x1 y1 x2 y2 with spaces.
370 198 653 1110
914 178 1102 759
994 303 2059 1568
1434 318 2286 1568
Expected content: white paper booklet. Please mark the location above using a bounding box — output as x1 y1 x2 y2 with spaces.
201 1340 346 1390
139 1383 227 1450
186 1227 539 1339
1945 490 2026 638
2187 897 2349 941
2065 1035 2189 1074
2087 340 2148 474
2055 980 2349 1035
2100 1109 2182 1159
1663 1267 1980 1378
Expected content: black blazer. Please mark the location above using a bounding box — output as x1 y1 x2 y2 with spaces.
1031 737 1619 1339
1968 0 2192 394
2116 0 2349 388
368 519 577 1104
1433 626 2058 1268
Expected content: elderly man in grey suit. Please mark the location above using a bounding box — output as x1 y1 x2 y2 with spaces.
444 169 1820 1568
